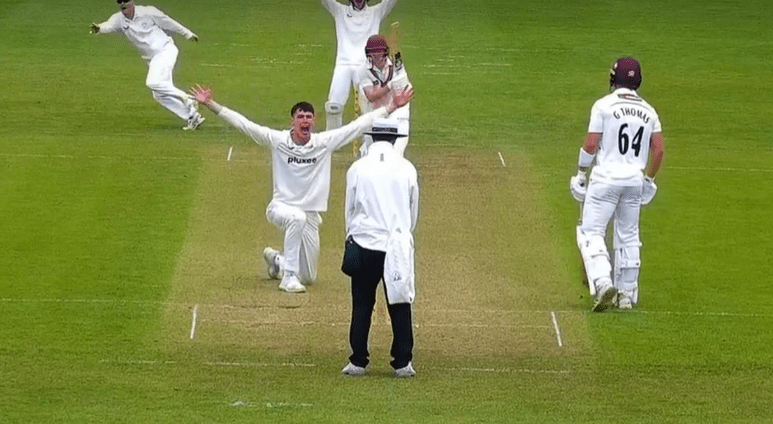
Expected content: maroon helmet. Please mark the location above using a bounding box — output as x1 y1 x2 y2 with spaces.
609 57 642 90
365 34 389 55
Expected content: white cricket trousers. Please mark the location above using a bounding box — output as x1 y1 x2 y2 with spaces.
266 200 322 284
327 63 361 107
145 44 195 121
581 182 643 299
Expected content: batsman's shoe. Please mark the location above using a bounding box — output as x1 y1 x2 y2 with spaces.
341 362 366 376
183 113 205 131
592 283 617 312
395 362 416 378
279 273 305 293
617 293 633 310
263 247 282 280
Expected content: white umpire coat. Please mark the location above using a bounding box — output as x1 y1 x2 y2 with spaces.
345 141 419 303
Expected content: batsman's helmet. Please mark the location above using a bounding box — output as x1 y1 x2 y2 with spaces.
365 34 389 56
609 57 642 90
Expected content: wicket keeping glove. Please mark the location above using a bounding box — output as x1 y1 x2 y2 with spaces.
569 172 587 203
642 176 658 205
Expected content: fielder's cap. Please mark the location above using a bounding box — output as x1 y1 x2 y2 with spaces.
610 57 642 90
365 118 407 137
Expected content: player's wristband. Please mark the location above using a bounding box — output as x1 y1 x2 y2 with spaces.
578 148 594 169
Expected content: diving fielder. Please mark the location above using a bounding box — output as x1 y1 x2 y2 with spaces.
570 57 665 312
355 34 412 156
319 0 399 130
90 0 204 130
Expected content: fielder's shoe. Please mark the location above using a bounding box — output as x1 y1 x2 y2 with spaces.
617 293 633 310
592 282 617 312
183 112 205 131
262 247 282 280
395 362 416 378
279 273 305 293
341 362 366 376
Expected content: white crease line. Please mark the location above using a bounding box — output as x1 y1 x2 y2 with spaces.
3 152 771 174
0 153 199 161
439 367 571 374
669 166 773 173
190 304 199 340
227 146 234 162
3 299 771 318
231 401 313 408
206 361 316 368
99 359 568 374
551 311 563 348
423 64 513 68
100 359 178 364
202 319 549 329
498 151 506 167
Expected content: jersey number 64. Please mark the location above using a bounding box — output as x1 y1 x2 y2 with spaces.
618 124 644 156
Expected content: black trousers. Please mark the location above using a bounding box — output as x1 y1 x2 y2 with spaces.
347 242 413 369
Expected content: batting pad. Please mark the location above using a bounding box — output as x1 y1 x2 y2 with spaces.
577 227 612 295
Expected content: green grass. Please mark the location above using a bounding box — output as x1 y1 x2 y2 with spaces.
1 0 772 422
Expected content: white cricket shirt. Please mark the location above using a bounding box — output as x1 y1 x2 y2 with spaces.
588 88 662 186
320 0 398 66
97 6 195 59
356 57 411 118
345 141 419 251
218 106 390 212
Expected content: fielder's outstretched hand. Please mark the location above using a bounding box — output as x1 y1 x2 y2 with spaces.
189 84 212 105
189 33 199 42
90 23 100 34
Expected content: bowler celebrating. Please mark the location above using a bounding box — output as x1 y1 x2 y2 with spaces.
189 84 415 293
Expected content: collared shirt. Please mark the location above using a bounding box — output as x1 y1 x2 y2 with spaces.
319 0 398 66
355 57 411 115
588 88 663 186
218 106 390 212
97 6 195 59
345 141 418 251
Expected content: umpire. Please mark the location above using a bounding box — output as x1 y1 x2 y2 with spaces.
340 118 419 378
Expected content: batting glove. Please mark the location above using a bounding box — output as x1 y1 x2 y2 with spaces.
570 172 587 203
642 176 658 205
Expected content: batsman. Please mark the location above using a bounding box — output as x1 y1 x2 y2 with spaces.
570 57 666 312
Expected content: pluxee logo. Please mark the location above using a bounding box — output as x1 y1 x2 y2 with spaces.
287 156 318 165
